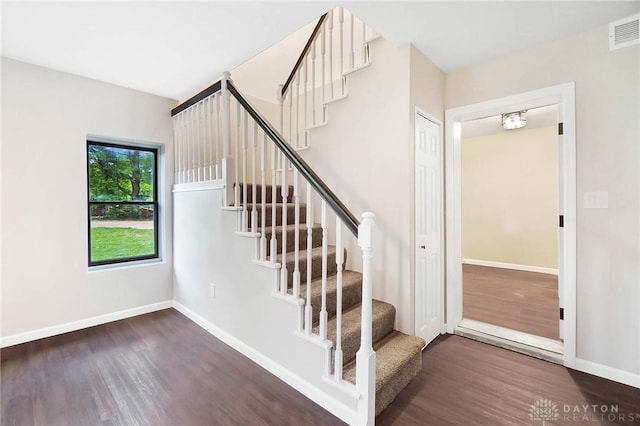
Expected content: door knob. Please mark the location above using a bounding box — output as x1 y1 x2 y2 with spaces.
420 245 426 249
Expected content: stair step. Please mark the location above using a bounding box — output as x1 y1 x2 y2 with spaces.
260 224 323 256
294 270 363 324
343 330 425 416
243 203 306 228
278 245 345 284
319 300 396 365
234 183 293 204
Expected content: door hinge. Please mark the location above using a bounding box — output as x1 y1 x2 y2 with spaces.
559 215 564 228
560 307 564 320
558 122 564 135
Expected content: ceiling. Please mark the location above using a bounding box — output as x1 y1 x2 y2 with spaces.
2 1 638 102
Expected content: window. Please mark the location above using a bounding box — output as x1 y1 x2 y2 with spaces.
87 141 159 266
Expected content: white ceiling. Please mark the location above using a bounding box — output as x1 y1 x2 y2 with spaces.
2 1 638 102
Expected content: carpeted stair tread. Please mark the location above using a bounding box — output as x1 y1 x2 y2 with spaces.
234 183 293 204
278 245 345 283
343 330 425 416
316 300 396 364
293 270 363 323
260 224 323 255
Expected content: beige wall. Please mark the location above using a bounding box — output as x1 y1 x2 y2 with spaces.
462 126 558 269
1 58 177 338
446 25 640 375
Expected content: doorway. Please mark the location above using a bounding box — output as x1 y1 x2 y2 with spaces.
444 83 576 367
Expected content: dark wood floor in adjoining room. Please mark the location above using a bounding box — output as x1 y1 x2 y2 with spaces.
463 264 560 340
3 309 639 425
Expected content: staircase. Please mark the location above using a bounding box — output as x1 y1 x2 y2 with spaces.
171 6 426 424
237 183 425 416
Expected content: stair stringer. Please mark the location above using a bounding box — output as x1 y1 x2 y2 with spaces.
173 185 365 425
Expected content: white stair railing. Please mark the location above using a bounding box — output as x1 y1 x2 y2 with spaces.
279 6 377 150
170 16 377 421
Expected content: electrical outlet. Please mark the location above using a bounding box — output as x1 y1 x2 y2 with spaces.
209 283 216 298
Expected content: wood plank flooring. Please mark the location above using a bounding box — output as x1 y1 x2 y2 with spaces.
463 264 560 340
377 334 640 425
3 309 639 425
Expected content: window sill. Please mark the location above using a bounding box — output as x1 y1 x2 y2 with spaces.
88 257 165 273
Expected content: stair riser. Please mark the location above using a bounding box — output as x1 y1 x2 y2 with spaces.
246 205 306 228
301 279 363 324
236 184 293 204
264 226 323 256
338 308 395 365
375 353 422 416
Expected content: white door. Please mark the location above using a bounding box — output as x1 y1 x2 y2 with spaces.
415 113 444 345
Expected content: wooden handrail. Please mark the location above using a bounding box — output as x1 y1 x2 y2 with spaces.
280 13 328 99
228 82 359 236
171 80 222 117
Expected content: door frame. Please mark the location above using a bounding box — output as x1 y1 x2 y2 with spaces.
414 108 446 341
444 83 577 367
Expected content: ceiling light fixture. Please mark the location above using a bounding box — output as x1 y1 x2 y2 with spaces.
502 111 527 130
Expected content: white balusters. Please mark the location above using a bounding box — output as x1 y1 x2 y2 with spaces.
234 101 240 208
270 121 278 266
260 130 267 262
311 40 316 129
221 73 232 204
361 20 367 66
295 70 301 148
241 109 248 232
251 121 258 237
334 217 344 381
328 10 334 100
292 169 301 301
303 58 308 148
339 7 345 96
304 182 313 334
213 95 219 179
319 200 328 340
349 12 355 70
280 153 288 294
321 20 327 123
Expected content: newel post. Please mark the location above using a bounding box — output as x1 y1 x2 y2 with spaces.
221 71 235 206
356 212 376 425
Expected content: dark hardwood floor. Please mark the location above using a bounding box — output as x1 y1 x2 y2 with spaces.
463 264 560 340
3 309 639 425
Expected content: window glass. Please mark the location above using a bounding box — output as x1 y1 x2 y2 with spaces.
87 142 158 266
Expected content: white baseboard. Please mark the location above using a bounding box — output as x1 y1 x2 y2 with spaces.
462 258 558 275
574 358 640 389
0 300 173 348
172 301 361 425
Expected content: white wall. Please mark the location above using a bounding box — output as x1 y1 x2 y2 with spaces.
1 58 177 341
462 126 558 269
446 25 640 377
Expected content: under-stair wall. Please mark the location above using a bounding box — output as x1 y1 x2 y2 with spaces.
173 186 365 423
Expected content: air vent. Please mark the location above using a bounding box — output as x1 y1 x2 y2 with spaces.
609 14 640 50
